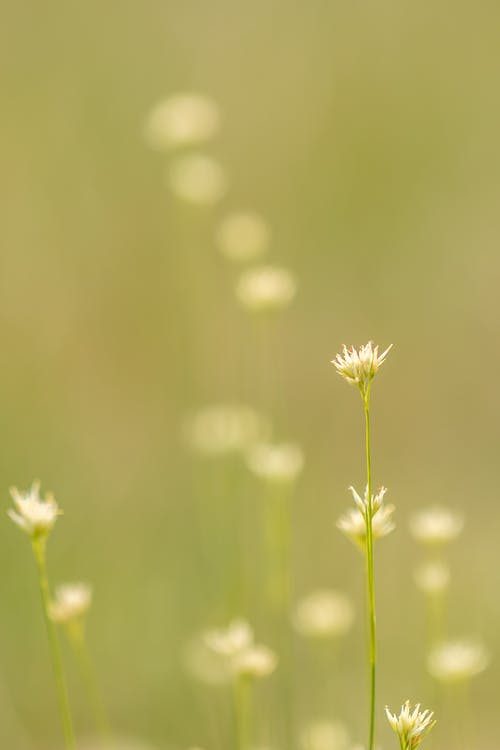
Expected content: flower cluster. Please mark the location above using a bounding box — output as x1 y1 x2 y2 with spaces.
385 701 436 750
204 619 277 679
332 342 392 396
49 583 93 626
8 482 61 539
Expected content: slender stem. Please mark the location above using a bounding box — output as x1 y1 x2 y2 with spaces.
233 675 252 750
32 538 76 750
363 386 376 750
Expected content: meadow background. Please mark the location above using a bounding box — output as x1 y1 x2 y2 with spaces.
1 1 500 748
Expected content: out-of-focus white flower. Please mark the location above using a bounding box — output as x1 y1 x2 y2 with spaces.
183 635 232 686
385 701 436 750
49 583 92 625
299 719 351 750
331 342 392 394
236 265 297 312
413 561 450 596
233 644 277 678
427 639 490 683
409 507 464 546
166 154 227 204
204 620 276 680
293 590 354 639
337 490 395 550
183 404 269 457
246 442 304 484
216 212 271 262
8 482 60 539
204 619 254 657
144 93 220 150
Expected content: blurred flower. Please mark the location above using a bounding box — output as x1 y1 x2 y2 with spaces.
413 561 450 596
409 507 464 546
236 265 297 311
293 589 354 639
332 342 392 394
183 404 269 457
246 442 304 484
427 639 490 683
216 211 270 262
299 719 351 750
204 620 276 679
49 583 92 625
144 93 220 149
204 619 253 657
183 635 232 686
337 489 395 550
8 481 60 539
166 154 227 204
385 701 436 750
233 644 277 678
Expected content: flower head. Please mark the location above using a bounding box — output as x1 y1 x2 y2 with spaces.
409 507 464 546
8 481 61 539
385 701 436 750
49 582 92 625
337 485 394 549
236 265 297 312
166 154 227 205
204 619 253 657
204 620 277 680
332 342 392 395
292 590 354 639
232 644 277 678
413 561 450 596
427 639 490 683
216 212 271 263
144 92 220 150
246 442 304 484
183 404 269 457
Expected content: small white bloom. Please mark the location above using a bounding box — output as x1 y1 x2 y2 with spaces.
183 404 269 457
204 620 276 680
8 481 61 538
49 583 92 625
427 639 490 683
385 701 436 750
246 442 304 484
183 634 232 686
348 485 387 515
293 590 354 639
232 644 277 678
144 93 220 150
409 507 464 546
413 561 450 596
236 265 297 312
166 154 227 205
204 619 254 658
337 487 395 549
216 212 271 263
331 342 392 393
299 719 351 750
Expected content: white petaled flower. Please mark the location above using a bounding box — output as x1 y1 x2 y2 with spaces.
246 442 304 484
348 485 387 515
166 154 227 205
413 561 450 596
331 342 392 394
236 265 297 312
8 482 61 538
409 507 464 546
337 486 395 550
204 619 254 658
49 583 92 625
427 639 490 683
183 404 269 457
299 719 351 750
232 644 277 678
385 701 436 750
216 212 271 263
292 590 354 639
144 93 220 150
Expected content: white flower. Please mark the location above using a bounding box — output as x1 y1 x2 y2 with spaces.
292 590 354 639
183 404 269 456
8 481 61 538
246 442 304 484
49 583 92 625
166 154 227 205
413 561 450 595
204 620 276 679
204 619 254 658
232 644 277 678
427 639 490 683
236 265 297 312
331 342 392 393
385 701 436 750
409 507 464 545
216 212 271 263
348 485 387 515
337 486 395 549
299 719 351 750
144 93 220 150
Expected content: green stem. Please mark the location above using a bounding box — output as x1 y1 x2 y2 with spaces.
32 538 76 750
233 675 252 750
363 386 376 750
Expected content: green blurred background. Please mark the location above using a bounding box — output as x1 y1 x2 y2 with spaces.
1 0 500 747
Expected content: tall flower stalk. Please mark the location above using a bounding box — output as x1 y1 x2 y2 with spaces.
333 342 393 750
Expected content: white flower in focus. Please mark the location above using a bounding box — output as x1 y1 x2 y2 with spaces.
337 487 395 549
49 582 92 625
233 644 277 678
299 719 351 750
216 212 271 263
348 485 387 515
409 507 464 546
293 590 354 639
427 640 490 683
183 404 269 456
385 701 436 750
8 482 61 538
144 93 220 150
413 561 450 596
236 265 297 312
166 154 227 205
204 619 254 658
331 342 392 393
246 442 304 484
